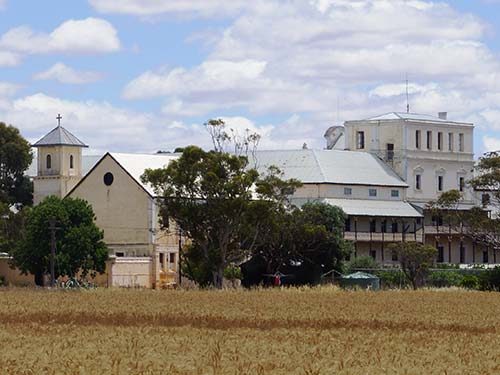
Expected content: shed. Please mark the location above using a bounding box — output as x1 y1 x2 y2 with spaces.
340 272 380 290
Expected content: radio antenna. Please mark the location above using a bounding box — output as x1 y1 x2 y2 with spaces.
405 74 410 113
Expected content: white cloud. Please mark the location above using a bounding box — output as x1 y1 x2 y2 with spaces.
0 91 323 153
124 60 267 100
483 136 500 152
370 83 439 98
0 18 120 55
0 82 20 97
0 81 20 111
34 63 102 84
0 50 20 66
122 0 499 127
89 0 248 17
2 93 153 152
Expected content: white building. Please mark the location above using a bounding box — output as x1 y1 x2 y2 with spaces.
343 112 493 264
27 111 496 271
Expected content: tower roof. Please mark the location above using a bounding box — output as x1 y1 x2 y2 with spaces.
32 125 88 148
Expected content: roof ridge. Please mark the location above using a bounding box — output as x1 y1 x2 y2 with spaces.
33 125 87 148
311 149 326 183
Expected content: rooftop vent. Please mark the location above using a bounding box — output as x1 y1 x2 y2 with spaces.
438 112 448 120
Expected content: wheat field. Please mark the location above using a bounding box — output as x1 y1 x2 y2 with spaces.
0 287 499 374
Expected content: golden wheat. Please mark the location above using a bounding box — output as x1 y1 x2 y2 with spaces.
0 287 499 374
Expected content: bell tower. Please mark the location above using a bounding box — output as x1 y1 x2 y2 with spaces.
32 114 88 205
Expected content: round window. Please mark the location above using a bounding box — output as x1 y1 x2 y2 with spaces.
103 172 114 186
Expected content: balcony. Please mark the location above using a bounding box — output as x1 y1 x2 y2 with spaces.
424 225 462 235
344 230 424 243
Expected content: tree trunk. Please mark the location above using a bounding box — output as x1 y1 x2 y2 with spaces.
34 271 44 287
213 267 224 289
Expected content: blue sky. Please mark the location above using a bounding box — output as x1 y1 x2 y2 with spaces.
1 0 500 156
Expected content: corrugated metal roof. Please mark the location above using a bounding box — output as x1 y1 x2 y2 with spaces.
363 112 473 125
109 153 180 196
342 272 379 279
253 149 407 187
410 201 477 211
322 198 422 217
33 126 88 147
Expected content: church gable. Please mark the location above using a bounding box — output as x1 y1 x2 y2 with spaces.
68 153 154 248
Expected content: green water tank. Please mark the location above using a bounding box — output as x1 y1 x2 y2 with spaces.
340 272 380 290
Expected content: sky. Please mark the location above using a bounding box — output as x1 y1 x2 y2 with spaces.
1 0 500 156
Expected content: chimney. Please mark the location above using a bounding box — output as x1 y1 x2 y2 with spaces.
438 112 448 120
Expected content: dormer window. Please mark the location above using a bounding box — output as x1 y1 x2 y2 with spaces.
46 154 52 169
70 155 74 169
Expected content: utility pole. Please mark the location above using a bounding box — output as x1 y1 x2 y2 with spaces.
178 226 182 286
48 218 60 287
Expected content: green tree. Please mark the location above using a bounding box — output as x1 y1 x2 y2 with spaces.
242 200 350 284
10 196 108 286
143 119 301 288
0 122 33 206
388 242 437 289
430 187 499 258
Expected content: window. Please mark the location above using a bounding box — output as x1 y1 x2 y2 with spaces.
46 154 52 169
437 245 444 263
448 133 454 151
437 175 443 192
381 220 387 233
460 244 465 264
415 174 421 190
356 131 365 149
115 252 125 257
370 250 377 260
344 187 352 196
159 253 165 268
459 177 465 192
391 222 398 233
432 215 443 226
103 172 114 186
483 250 489 264
415 130 421 149
70 155 74 169
426 131 432 149
369 188 377 197
169 253 176 264
416 217 422 225
344 218 351 232
391 190 399 198
370 220 376 233
387 143 394 161
437 132 443 150
459 133 464 152
482 193 491 207
391 250 398 262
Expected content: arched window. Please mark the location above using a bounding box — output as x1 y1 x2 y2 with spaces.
46 154 52 169
70 155 74 169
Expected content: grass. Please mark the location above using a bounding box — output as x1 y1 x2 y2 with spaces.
1 287 500 374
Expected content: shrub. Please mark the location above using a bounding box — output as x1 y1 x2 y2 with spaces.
344 256 379 274
224 265 242 280
460 275 479 290
377 270 409 289
479 267 500 291
427 271 463 288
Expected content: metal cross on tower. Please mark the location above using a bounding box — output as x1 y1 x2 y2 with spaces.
56 113 62 126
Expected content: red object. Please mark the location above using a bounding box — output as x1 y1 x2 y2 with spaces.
274 274 281 286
